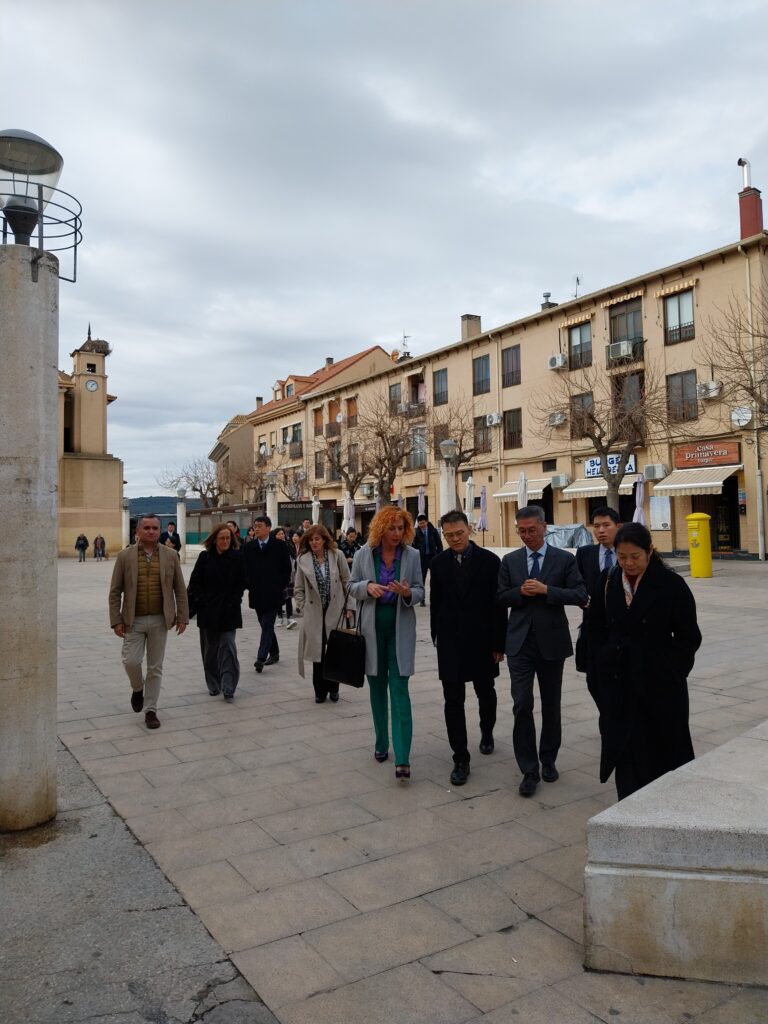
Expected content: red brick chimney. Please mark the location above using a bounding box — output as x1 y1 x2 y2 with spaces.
737 158 763 239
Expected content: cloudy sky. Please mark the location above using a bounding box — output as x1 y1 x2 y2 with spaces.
5 0 768 495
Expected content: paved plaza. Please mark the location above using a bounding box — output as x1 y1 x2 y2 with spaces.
8 556 768 1022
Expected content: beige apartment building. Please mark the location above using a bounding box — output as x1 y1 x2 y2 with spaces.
57 331 124 556
210 183 767 557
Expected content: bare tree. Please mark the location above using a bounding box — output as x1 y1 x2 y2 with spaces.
312 426 372 499
430 393 488 467
227 453 268 504
698 280 768 429
355 389 419 503
529 353 680 511
157 457 227 508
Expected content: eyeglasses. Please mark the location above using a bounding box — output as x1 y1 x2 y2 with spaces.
516 526 543 535
443 530 467 540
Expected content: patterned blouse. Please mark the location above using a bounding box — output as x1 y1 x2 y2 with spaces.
312 551 331 609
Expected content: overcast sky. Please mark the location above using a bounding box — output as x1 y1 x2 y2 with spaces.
5 0 768 495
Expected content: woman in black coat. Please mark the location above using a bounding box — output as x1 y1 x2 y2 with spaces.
592 522 702 800
187 523 247 701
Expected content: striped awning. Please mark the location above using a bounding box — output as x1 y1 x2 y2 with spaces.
493 477 551 502
652 465 741 496
561 476 636 498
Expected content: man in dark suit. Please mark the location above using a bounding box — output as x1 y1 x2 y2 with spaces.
412 513 443 605
575 506 620 709
243 515 292 672
498 505 587 796
430 511 508 786
159 522 181 553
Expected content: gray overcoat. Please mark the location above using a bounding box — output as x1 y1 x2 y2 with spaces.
347 544 424 677
294 548 350 677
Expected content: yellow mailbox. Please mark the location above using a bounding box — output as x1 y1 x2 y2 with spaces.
686 513 712 578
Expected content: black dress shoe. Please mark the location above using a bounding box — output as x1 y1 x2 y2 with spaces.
264 654 279 666
254 660 264 673
479 733 494 755
328 692 339 702
450 762 470 786
315 696 326 703
518 772 540 797
130 690 144 713
541 763 559 783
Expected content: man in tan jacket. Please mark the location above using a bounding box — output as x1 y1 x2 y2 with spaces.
109 514 189 729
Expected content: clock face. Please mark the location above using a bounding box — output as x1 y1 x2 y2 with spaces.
85 379 99 392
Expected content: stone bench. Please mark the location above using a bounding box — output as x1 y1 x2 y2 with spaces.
584 720 768 985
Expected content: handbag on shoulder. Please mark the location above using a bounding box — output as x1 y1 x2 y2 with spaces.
323 599 365 688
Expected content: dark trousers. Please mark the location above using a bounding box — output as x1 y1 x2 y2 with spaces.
507 633 564 776
312 621 338 700
441 677 497 764
256 607 279 663
199 629 240 696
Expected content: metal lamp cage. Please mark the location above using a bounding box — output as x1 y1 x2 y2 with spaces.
0 179 82 282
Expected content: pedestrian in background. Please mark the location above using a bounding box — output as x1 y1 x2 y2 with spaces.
187 523 246 701
498 505 586 797
225 520 242 550
575 506 620 714
294 525 350 703
412 513 442 605
339 527 363 569
93 534 106 561
348 505 424 781
159 522 181 553
243 515 292 673
592 522 701 800
273 526 297 628
75 533 89 562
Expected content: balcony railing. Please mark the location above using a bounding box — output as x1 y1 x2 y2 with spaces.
568 350 592 370
347 414 358 428
325 421 341 438
405 402 426 419
472 377 491 396
406 451 428 470
474 429 493 454
668 399 699 423
326 467 342 482
289 440 303 458
665 322 695 345
502 369 521 387
503 430 522 450
314 423 323 437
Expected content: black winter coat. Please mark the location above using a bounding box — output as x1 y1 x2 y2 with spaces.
429 543 508 682
187 548 246 632
591 556 702 786
412 523 443 570
243 537 293 611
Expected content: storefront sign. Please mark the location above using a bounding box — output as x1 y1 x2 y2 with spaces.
649 496 671 531
673 440 741 469
584 454 636 478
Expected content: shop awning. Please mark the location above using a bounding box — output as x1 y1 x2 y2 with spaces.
561 476 636 498
651 465 741 496
493 477 551 501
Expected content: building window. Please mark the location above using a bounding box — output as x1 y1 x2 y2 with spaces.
502 344 521 387
433 368 448 406
612 372 645 439
328 442 342 480
389 382 402 414
407 427 428 469
570 392 594 439
314 452 324 479
433 421 449 457
667 370 698 422
86 362 96 373
502 408 522 449
542 458 557 472
568 322 592 369
313 408 323 437
348 443 359 476
285 383 294 397
473 416 492 454
610 298 643 343
472 354 491 396
664 289 695 344
346 396 358 427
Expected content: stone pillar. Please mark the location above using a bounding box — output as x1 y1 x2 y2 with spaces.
0 245 59 830
176 489 187 564
439 462 456 519
121 499 131 549
266 486 278 526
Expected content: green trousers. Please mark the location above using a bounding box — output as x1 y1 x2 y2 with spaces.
368 604 412 766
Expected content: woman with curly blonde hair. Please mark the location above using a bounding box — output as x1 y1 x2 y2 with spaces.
348 505 424 780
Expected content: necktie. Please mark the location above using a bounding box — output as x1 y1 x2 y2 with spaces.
455 553 462 565
260 541 266 550
604 549 614 570
529 551 540 579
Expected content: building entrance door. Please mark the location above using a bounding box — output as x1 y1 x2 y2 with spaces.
692 475 740 552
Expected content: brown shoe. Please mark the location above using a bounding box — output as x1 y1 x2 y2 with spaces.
145 710 161 729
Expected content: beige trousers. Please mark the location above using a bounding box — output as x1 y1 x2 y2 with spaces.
121 614 168 712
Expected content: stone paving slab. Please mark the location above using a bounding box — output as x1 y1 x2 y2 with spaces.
44 557 768 1022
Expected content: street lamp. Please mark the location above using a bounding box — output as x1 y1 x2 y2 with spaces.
0 130 63 245
265 471 279 525
439 438 461 515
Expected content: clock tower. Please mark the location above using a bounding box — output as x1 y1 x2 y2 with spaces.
69 325 109 454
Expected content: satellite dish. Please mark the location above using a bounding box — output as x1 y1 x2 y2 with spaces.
335 412 343 424
731 406 752 428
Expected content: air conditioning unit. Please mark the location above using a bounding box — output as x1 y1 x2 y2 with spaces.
295 469 306 481
609 340 634 360
274 445 286 454
643 463 669 481
550 473 571 489
548 353 568 370
547 411 566 427
485 412 503 427
696 380 723 400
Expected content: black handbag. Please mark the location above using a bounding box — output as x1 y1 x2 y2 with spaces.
323 601 366 688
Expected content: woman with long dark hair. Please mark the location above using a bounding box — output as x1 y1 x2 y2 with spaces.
593 522 702 799
187 523 247 701
294 524 350 703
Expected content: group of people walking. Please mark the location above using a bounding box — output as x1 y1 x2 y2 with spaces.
108 501 701 801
